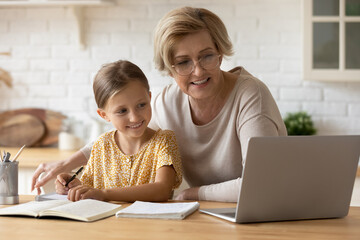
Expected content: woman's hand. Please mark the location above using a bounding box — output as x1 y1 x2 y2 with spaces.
31 151 88 195
67 185 106 202
31 161 67 195
175 187 200 201
55 173 81 195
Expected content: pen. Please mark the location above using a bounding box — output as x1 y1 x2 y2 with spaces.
12 145 26 162
65 166 84 187
4 152 11 162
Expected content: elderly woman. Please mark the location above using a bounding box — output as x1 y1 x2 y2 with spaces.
31 7 287 202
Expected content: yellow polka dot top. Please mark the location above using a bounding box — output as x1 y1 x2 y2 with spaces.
80 129 182 189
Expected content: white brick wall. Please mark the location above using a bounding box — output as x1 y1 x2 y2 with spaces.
0 0 360 142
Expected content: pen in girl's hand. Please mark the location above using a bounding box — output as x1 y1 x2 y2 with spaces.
65 166 84 187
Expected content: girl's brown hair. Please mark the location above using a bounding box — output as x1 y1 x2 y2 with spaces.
93 60 149 109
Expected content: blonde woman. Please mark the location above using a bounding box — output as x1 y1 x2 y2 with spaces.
32 7 286 202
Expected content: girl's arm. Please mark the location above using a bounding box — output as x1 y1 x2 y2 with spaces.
68 165 176 202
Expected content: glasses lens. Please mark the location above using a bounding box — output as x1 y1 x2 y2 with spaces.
200 54 219 70
173 54 220 75
174 61 193 75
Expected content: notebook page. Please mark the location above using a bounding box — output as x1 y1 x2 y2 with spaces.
0 200 70 216
43 199 122 221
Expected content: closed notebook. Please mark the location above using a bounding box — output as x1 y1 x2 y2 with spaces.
116 201 200 220
35 192 68 201
0 199 122 222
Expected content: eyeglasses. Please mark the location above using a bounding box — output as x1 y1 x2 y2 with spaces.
171 53 221 76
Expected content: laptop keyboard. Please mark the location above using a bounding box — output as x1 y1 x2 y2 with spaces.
220 212 236 218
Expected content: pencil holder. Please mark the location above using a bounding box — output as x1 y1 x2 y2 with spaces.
0 161 19 204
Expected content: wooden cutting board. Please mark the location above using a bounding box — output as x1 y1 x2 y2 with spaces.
0 108 67 147
0 114 45 147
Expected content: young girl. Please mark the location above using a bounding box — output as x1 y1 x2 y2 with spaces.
55 60 182 202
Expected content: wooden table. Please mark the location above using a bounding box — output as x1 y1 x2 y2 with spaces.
0 196 360 240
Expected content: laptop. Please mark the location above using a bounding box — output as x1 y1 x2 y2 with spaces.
200 135 360 223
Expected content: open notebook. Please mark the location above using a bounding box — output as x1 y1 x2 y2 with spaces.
0 199 122 222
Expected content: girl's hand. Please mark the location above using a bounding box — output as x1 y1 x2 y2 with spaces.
68 185 106 202
31 150 88 195
55 173 81 195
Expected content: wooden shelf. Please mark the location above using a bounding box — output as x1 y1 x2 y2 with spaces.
0 0 114 6
0 0 115 49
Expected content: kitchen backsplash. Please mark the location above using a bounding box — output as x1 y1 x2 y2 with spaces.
0 0 360 143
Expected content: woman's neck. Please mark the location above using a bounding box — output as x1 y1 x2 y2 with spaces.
189 71 237 125
115 128 155 155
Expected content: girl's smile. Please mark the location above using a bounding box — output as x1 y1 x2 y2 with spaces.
97 80 153 154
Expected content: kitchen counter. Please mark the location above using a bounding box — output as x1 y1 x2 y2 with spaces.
2 147 360 201
1 147 77 168
4 147 357 174
1 147 77 195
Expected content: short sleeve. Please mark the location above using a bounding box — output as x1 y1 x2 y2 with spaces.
80 148 95 187
155 130 183 188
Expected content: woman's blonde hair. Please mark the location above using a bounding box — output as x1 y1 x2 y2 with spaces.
154 6 233 75
93 60 149 109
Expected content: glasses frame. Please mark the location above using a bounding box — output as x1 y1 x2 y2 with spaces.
171 54 221 76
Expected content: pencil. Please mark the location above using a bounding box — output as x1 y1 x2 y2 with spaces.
65 166 84 187
13 145 26 162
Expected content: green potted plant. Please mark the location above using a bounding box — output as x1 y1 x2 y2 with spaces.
283 111 317 135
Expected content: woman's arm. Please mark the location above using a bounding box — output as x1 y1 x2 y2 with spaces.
175 178 241 202
31 149 89 195
177 116 284 202
67 165 176 202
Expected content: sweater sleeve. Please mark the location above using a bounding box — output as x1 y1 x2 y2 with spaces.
198 178 242 202
80 141 93 160
239 115 285 159
198 116 284 202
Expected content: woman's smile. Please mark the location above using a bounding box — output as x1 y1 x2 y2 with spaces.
191 77 210 86
172 31 223 100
